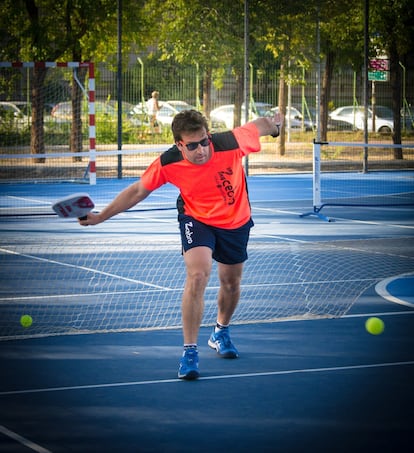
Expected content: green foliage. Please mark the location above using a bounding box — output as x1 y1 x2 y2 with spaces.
1 0 413 148
0 130 30 146
318 0 365 69
95 117 173 145
370 0 414 57
2 0 412 76
1 0 148 62
142 0 246 72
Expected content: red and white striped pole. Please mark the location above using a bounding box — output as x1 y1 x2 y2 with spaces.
85 62 96 185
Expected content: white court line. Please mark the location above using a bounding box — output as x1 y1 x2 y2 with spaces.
252 206 302 216
0 360 413 397
251 233 307 243
0 247 171 291
122 212 176 223
327 217 414 230
343 310 414 319
0 425 52 453
375 272 414 308
3 195 50 205
251 203 414 230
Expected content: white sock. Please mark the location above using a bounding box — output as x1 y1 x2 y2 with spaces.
184 344 197 350
215 322 229 333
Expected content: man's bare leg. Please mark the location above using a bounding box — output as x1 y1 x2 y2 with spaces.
181 246 212 344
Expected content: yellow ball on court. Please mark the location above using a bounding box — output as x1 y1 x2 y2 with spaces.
20 314 33 328
365 317 384 335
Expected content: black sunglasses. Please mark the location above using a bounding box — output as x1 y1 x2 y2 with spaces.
181 136 210 151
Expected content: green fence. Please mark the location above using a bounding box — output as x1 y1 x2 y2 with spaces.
1 58 413 182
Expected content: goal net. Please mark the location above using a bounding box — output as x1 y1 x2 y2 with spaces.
0 61 96 184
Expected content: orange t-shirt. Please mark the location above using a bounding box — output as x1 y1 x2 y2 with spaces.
140 122 261 229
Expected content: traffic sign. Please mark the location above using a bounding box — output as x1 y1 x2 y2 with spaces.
368 70 389 82
369 58 389 71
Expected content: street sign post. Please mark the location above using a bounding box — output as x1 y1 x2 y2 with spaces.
369 58 389 82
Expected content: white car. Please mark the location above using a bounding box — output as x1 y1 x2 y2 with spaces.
329 105 394 133
166 100 196 112
0 101 31 129
130 101 179 126
269 106 314 131
212 104 350 132
50 100 118 123
210 103 272 130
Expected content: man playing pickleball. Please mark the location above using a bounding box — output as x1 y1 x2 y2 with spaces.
80 109 282 380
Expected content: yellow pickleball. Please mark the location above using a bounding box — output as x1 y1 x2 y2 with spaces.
365 317 384 335
20 314 33 328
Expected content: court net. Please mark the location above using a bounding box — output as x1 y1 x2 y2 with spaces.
1 236 413 340
2 150 414 218
301 141 414 221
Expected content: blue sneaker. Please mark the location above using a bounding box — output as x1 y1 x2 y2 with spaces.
208 328 239 358
178 348 200 380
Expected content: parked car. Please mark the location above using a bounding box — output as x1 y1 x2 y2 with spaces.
166 100 196 112
251 102 274 117
107 100 135 116
13 101 31 117
326 117 356 131
50 100 117 123
293 105 355 131
43 102 58 116
329 105 397 133
129 101 183 127
0 101 31 129
210 103 272 130
268 106 314 131
210 104 245 129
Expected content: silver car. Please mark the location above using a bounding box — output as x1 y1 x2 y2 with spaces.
329 105 396 133
0 101 31 129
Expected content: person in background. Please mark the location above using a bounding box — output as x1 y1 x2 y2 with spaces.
146 90 160 133
79 109 282 380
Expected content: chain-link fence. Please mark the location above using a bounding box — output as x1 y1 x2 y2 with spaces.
1 58 413 181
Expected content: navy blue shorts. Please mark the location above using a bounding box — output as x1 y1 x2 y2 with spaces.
178 215 254 265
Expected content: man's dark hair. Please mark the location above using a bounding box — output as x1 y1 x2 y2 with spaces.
171 109 209 142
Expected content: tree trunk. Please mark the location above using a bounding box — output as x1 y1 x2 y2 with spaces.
389 40 403 159
31 67 47 163
320 50 335 142
278 63 287 156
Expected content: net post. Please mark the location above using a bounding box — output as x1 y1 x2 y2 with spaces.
299 140 331 222
313 139 322 208
86 62 96 185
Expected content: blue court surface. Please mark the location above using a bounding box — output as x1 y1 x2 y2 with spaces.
0 172 413 452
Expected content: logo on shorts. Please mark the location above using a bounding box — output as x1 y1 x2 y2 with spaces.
184 221 194 244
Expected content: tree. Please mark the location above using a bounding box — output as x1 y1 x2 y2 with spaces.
2 0 72 161
1 0 148 159
317 0 414 149
318 0 364 141
141 0 246 121
370 0 414 157
256 0 315 155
